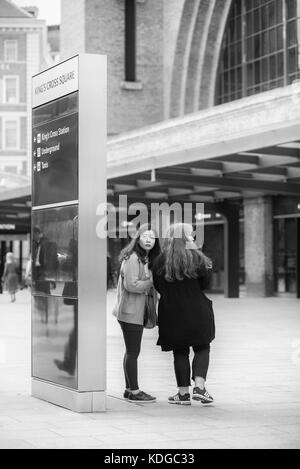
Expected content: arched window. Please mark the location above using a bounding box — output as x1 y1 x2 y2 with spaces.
216 0 300 104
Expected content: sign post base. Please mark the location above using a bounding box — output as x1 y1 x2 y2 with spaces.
32 378 106 413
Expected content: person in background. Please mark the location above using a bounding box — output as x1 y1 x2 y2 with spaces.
113 223 161 403
152 223 215 406
1 252 19 303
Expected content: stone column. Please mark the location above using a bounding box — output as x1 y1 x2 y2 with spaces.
244 197 274 297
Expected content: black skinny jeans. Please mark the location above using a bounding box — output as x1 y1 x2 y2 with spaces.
119 320 143 391
173 344 210 387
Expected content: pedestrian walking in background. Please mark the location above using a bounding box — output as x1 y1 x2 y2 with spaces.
152 223 215 406
24 258 32 289
1 252 19 303
113 223 161 403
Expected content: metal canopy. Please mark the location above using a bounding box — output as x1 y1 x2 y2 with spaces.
0 185 31 233
108 140 300 205
1 86 300 229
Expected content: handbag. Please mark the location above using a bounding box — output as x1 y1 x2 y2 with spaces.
112 264 128 318
143 287 158 329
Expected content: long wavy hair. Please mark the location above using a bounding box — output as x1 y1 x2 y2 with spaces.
119 223 161 270
160 223 212 281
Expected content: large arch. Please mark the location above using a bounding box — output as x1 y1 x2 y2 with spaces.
169 0 233 117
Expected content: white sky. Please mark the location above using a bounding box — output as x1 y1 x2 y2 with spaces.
13 0 61 25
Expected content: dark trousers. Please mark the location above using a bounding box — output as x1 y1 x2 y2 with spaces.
173 344 210 387
119 321 143 391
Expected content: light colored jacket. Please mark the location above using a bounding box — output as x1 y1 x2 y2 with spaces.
113 252 153 325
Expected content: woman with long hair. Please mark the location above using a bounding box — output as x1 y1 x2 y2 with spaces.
1 252 19 303
113 223 161 402
152 223 215 405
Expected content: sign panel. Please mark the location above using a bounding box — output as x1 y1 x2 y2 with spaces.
32 92 78 208
32 56 79 108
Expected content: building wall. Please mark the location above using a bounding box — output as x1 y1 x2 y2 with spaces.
60 0 85 59
60 0 235 132
0 19 50 180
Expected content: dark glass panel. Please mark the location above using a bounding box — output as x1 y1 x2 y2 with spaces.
229 18 235 43
254 34 261 58
269 28 277 53
32 295 78 388
32 205 78 297
288 46 298 73
253 8 261 33
32 92 79 208
236 15 242 40
276 0 283 23
246 12 253 36
277 25 284 50
236 40 242 63
262 30 269 55
224 71 230 95
247 62 255 86
277 51 284 76
245 0 253 12
247 36 254 60
230 69 236 92
223 46 229 69
286 0 297 19
229 44 236 67
33 92 78 127
268 1 276 27
270 54 277 79
254 59 261 83
262 57 269 81
261 4 269 30
236 66 242 89
287 19 297 47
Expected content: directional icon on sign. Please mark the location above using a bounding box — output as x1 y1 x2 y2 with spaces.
34 136 37 143
33 164 36 172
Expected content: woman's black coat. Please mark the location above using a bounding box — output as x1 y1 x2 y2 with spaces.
152 255 215 351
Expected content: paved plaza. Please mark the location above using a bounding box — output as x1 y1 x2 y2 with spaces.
0 289 299 449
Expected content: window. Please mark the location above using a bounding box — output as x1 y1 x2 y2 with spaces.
4 40 18 62
4 120 18 149
216 0 300 104
125 0 136 81
3 76 19 104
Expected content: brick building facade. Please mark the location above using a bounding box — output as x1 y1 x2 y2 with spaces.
0 0 51 184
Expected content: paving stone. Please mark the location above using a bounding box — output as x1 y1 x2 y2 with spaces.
0 289 299 449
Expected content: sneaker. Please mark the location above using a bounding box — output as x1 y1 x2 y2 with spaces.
192 387 213 403
123 389 130 400
128 391 156 403
168 392 191 405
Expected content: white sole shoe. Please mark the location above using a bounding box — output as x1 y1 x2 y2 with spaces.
168 400 191 405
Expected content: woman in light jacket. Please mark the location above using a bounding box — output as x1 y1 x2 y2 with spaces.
113 224 161 403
